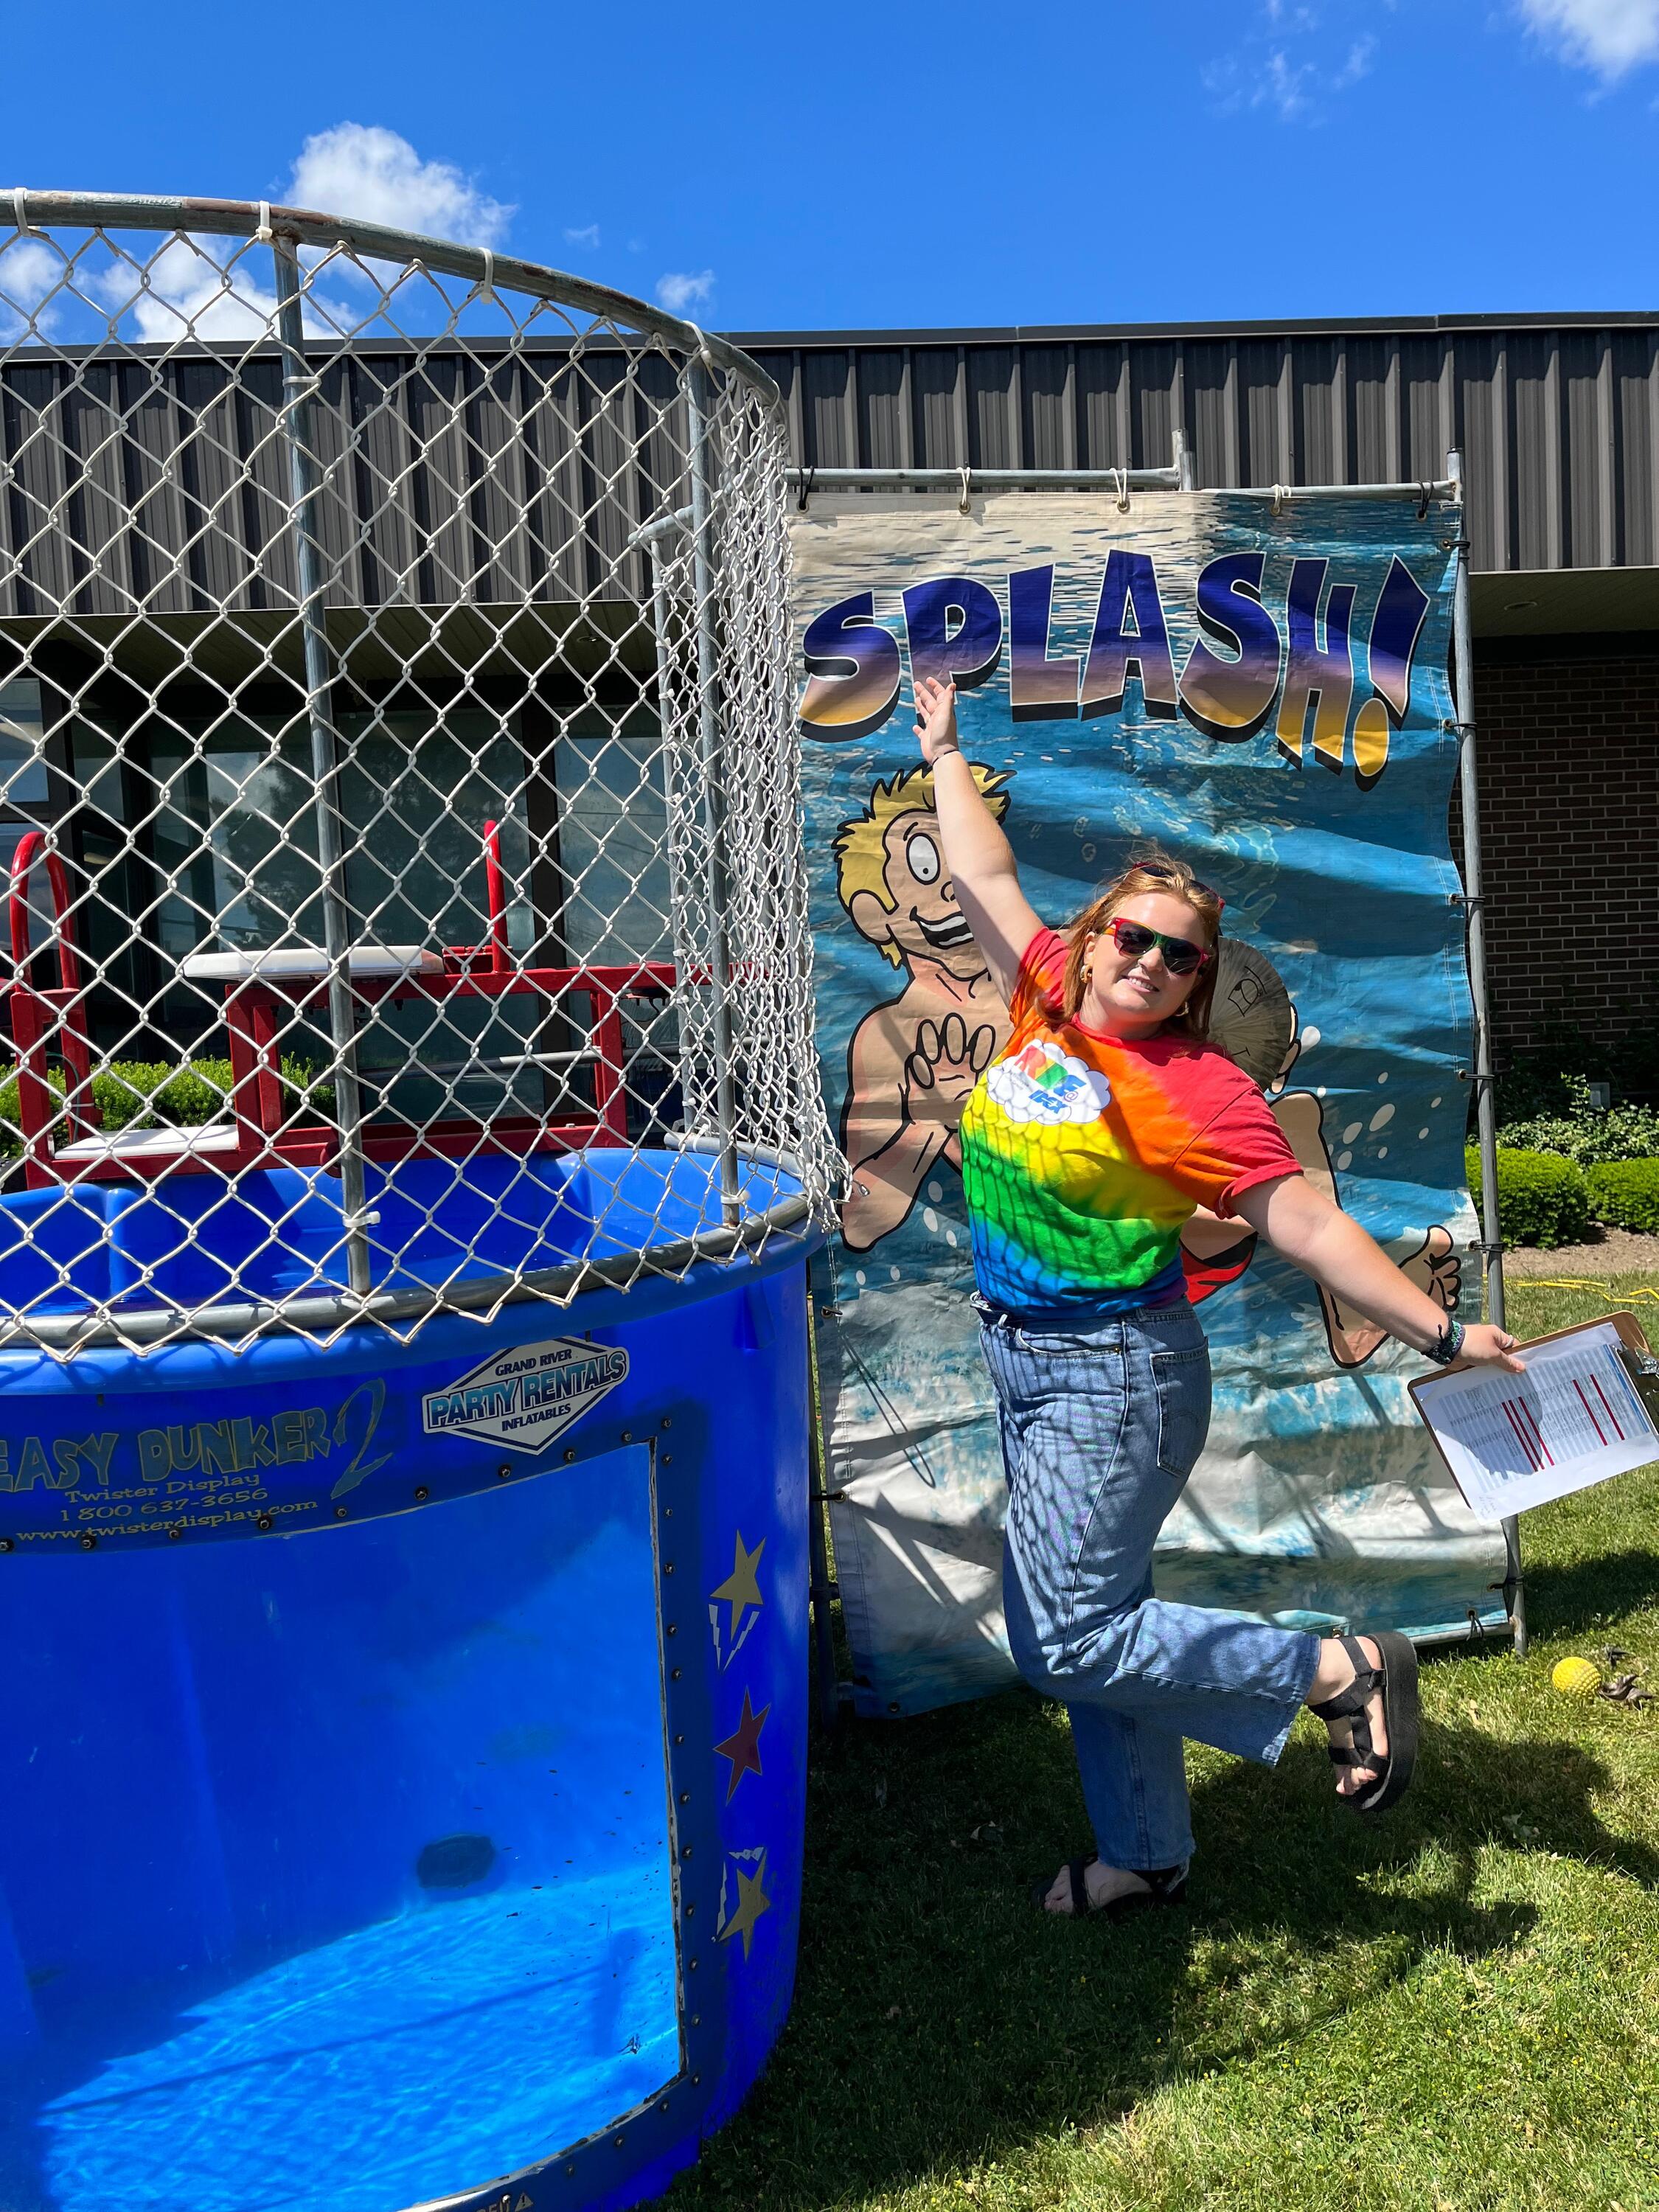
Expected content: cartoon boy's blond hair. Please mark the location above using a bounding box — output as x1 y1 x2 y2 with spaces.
833 762 1012 967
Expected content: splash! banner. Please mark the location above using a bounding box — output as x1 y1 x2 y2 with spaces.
790 490 1505 1719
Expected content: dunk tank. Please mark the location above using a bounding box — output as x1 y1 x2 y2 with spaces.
0 195 835 2212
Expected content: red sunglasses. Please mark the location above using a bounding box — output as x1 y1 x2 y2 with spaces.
1104 918 1213 976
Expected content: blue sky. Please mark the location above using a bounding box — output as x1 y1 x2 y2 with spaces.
7 0 1658 332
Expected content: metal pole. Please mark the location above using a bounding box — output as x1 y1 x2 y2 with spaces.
1449 447 1526 1654
271 237 373 1301
1174 427 1197 492
805 1281 842 1730
643 537 704 1142
686 357 742 1228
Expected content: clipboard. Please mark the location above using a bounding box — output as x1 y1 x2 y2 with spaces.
1409 1311 1659 1522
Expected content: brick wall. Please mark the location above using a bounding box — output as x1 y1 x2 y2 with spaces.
1454 636 1659 1068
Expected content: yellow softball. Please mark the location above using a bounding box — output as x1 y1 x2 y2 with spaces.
1551 1656 1603 1698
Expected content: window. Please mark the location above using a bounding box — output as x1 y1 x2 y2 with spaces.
552 706 670 967
0 678 49 808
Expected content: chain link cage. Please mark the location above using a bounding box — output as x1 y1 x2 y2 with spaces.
0 192 838 1357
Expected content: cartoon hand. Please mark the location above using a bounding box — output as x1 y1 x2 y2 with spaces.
1419 1225 1463 1316
905 1015 995 1119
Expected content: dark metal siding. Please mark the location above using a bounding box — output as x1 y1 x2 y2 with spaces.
4 319 1655 611
0 347 686 621
742 316 1659 577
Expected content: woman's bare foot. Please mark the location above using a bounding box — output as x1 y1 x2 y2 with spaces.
1307 1635 1389 1796
1037 1860 1152 1914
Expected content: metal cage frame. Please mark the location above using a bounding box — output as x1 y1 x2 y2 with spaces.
0 192 839 1354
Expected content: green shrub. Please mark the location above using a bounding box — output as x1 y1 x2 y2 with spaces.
148 1059 234 1125
1466 1143 1593 1249
1498 1076 1659 1166
1 1055 333 1155
1586 1158 1659 1235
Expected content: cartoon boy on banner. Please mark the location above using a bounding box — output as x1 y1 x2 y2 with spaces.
833 767 1458 1367
833 761 1012 1253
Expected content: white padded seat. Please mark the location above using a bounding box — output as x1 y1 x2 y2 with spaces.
181 946 445 982
56 1121 244 1162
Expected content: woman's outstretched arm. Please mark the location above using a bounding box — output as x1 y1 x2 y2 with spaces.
1236 1173 1523 1370
914 675 1043 1002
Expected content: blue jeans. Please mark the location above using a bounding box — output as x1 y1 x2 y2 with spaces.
979 1298 1321 1872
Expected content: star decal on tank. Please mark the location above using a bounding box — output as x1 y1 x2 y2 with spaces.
717 1846 773 1961
709 1530 766 1668
713 1688 770 1801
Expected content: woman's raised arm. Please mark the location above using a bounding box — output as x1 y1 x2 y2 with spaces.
914 676 1043 1003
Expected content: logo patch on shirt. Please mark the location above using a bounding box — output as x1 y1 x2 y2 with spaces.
985 1039 1112 1126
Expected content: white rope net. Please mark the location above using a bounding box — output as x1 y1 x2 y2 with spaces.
0 196 838 1356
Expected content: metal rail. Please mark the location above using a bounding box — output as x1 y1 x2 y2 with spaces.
788 466 1182 493
0 1146 815 1352
6 189 781 407
785 465 1456 502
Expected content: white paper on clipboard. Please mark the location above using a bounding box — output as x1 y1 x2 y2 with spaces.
1410 1316 1659 1521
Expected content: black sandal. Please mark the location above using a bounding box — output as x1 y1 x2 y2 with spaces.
1030 1855 1189 1919
1310 1630 1420 1815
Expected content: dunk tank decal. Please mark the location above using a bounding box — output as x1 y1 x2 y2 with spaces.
0 1330 629 1546
422 1336 630 1455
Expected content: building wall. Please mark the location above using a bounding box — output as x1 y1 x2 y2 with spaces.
1458 635 1659 1069
739 316 1659 574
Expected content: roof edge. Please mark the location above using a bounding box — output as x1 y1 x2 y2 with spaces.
726 310 1659 349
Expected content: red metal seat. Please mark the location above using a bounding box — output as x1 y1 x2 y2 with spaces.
3 821 675 1186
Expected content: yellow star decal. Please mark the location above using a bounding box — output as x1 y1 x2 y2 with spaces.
710 1530 765 1635
720 1853 773 1961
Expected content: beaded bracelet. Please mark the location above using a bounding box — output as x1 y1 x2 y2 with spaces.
1425 1316 1466 1365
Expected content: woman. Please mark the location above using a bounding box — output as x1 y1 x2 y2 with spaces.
911 675 1523 1919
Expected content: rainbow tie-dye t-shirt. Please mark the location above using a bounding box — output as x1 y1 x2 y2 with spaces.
959 928 1302 1318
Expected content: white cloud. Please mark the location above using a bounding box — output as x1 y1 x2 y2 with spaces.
92 237 284 343
563 223 601 251
1205 45 1317 117
1263 48 1316 115
1517 0 1659 74
24 126 521 347
88 233 361 345
0 237 64 336
287 123 512 246
1335 33 1377 84
1203 2 1385 121
656 268 715 313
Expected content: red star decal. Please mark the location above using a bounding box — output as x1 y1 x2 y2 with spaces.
713 1688 770 1801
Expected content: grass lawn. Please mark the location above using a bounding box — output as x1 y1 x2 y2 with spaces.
669 1273 1659 2212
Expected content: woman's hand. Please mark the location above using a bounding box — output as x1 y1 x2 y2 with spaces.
914 675 961 763
1450 1324 1526 1372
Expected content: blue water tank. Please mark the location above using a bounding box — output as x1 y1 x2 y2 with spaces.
0 1149 818 2212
